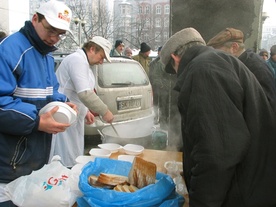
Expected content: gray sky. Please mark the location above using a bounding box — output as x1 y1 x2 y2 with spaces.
8 0 276 33
263 0 276 24
9 0 29 33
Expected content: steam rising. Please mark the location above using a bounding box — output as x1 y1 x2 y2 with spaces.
100 87 183 151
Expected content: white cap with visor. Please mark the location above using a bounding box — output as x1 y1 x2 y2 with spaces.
90 36 112 62
37 0 72 34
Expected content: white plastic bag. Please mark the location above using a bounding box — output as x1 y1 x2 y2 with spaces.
5 156 78 207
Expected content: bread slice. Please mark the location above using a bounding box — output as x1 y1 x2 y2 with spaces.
113 184 138 193
113 184 124 192
97 173 128 186
122 184 131 192
128 157 157 188
88 175 114 189
88 175 98 184
129 184 139 192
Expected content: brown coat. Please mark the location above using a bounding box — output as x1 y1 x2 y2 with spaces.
132 53 151 76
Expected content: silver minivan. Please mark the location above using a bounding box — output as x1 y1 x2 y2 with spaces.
83 57 154 136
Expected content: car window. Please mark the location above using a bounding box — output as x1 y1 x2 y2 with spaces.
97 62 149 87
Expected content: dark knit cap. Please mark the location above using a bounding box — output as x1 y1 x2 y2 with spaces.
115 40 124 48
140 42 151 53
157 46 162 52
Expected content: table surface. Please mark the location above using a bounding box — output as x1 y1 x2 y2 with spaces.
110 148 183 173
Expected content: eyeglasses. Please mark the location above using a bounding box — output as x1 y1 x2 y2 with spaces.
41 20 67 40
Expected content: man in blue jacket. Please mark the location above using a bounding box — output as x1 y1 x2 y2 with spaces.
0 1 76 206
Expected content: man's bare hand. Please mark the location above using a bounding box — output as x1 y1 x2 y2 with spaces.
102 110 114 123
38 106 70 134
85 111 95 125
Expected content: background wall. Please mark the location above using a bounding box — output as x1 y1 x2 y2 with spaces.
171 0 264 52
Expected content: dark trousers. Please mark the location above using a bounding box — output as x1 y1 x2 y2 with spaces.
0 201 17 207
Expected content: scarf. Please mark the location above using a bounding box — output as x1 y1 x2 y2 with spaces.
19 21 57 55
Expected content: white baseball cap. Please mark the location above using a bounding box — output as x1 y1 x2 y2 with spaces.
90 36 112 62
37 0 72 33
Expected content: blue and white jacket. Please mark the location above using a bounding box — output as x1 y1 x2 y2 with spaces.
0 21 67 183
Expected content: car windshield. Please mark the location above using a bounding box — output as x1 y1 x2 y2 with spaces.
97 62 149 87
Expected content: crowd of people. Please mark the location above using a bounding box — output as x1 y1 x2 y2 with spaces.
1 0 276 206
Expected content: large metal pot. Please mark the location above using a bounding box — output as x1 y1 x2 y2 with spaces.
99 122 153 148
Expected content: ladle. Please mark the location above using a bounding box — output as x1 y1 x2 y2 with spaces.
99 116 120 137
110 122 120 137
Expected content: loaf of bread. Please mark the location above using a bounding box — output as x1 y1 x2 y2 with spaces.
128 157 157 188
88 157 157 191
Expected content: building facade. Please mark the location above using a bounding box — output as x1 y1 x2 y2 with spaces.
0 0 29 34
0 0 9 33
261 21 276 52
113 0 170 51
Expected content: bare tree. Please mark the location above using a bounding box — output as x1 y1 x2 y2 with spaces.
89 1 116 39
55 0 116 52
55 0 170 52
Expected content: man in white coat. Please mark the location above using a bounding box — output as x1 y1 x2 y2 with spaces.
50 36 114 167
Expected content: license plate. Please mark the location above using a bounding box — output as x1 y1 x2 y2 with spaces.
118 99 141 110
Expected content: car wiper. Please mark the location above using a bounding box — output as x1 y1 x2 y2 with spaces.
112 82 133 86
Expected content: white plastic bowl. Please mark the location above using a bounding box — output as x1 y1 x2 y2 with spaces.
123 144 144 155
39 101 77 124
98 143 122 153
89 148 111 158
118 155 135 163
75 155 95 164
164 161 183 174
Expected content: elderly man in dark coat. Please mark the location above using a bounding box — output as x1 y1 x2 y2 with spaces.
207 28 276 111
160 27 276 207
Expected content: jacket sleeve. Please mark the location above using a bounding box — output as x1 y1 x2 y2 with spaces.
48 56 67 102
0 54 39 135
180 65 251 206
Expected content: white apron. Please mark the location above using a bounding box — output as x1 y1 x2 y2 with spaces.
49 49 95 167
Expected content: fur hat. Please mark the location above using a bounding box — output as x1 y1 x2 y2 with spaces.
115 40 124 48
160 27 206 74
140 42 151 53
270 45 276 56
207 28 244 48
